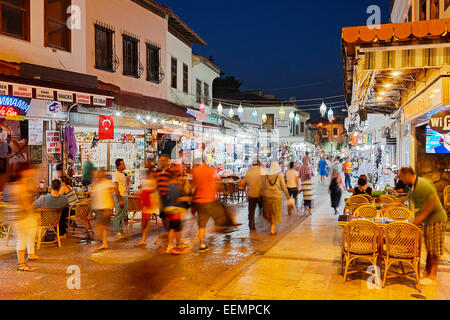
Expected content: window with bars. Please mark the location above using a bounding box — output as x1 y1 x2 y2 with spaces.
183 64 188 93
204 82 210 105
45 0 71 51
123 35 139 77
146 44 160 83
0 0 30 40
171 57 177 89
95 25 114 72
196 79 202 103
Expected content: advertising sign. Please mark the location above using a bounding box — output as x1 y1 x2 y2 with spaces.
28 119 43 145
46 131 62 163
426 110 450 154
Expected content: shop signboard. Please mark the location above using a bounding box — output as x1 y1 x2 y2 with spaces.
46 101 63 117
93 96 107 106
36 88 54 100
57 91 74 102
46 131 62 164
76 94 91 104
13 84 33 98
426 110 450 154
275 120 289 128
0 95 30 121
0 82 9 95
28 119 43 145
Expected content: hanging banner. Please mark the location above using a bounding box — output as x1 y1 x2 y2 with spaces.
46 131 62 163
99 115 115 140
28 119 43 145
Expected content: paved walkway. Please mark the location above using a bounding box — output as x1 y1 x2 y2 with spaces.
203 181 450 300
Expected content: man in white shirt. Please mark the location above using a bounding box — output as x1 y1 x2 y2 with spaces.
112 158 128 239
285 161 299 207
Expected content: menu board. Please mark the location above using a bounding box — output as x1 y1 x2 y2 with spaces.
28 119 43 145
46 131 62 163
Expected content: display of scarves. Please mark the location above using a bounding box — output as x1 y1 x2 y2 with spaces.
65 126 78 160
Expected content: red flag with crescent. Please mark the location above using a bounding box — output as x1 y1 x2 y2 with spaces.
99 115 114 140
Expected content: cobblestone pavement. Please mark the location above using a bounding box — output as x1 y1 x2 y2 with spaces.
0 199 308 300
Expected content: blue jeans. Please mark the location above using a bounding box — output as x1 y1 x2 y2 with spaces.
345 173 352 190
113 196 128 234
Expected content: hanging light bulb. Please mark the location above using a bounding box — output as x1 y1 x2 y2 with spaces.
327 108 334 122
262 113 267 124
228 107 234 118
320 100 327 117
295 114 300 124
252 108 258 120
238 103 243 115
289 111 295 120
199 101 205 113
217 102 223 115
279 105 286 120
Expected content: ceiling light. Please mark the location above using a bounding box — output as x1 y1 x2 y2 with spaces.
136 115 141 120
434 89 441 93
146 115 151 120
383 84 392 88
153 119 157 123
391 71 402 76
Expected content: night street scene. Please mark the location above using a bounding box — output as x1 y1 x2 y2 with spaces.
0 0 449 307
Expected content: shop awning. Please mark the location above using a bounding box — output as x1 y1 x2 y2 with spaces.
342 18 450 44
113 91 195 119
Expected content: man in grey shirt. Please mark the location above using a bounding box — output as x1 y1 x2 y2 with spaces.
242 160 264 231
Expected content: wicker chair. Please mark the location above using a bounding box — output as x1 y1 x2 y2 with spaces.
381 222 422 288
444 185 450 217
346 195 370 205
67 200 93 240
379 195 396 205
0 204 13 246
380 203 409 217
37 208 63 250
353 204 378 219
236 180 247 202
383 206 414 222
341 220 381 282
127 195 143 233
360 194 374 203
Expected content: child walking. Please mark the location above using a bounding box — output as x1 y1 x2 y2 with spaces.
164 167 191 255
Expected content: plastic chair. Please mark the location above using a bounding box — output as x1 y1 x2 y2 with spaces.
353 204 378 219
67 200 93 240
37 208 63 250
381 222 422 288
341 220 380 282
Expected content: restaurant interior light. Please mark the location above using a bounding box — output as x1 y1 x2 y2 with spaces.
146 115 151 120
153 119 157 123
391 71 402 76
383 83 392 88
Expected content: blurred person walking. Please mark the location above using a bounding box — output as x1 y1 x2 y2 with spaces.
285 161 299 210
2 165 39 271
112 159 128 240
91 168 114 251
262 161 291 235
59 176 79 237
343 157 353 189
135 166 159 247
164 167 191 254
329 161 344 215
318 157 328 184
156 154 171 237
298 157 315 216
191 160 227 252
82 155 96 189
242 160 264 231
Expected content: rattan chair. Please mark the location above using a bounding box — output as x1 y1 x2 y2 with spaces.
383 206 414 222
67 200 93 240
127 195 143 233
386 188 399 197
341 220 381 282
381 222 422 288
379 195 396 205
380 203 409 217
360 194 374 203
444 185 450 216
353 204 378 219
37 208 63 250
0 204 13 246
346 195 370 205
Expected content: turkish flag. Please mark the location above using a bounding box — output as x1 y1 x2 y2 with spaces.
99 115 114 140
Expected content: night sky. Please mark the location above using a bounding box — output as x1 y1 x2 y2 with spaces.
159 0 392 118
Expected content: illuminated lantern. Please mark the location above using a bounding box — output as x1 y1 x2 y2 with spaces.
199 101 205 113
279 105 286 120
327 108 334 122
228 107 234 118
252 108 257 120
289 111 295 120
295 114 300 124
262 113 267 123
238 103 243 115
217 102 223 115
320 100 327 117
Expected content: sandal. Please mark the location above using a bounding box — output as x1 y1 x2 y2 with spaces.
17 263 35 272
134 242 147 248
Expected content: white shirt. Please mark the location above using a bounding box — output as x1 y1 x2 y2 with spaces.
91 179 115 210
285 169 299 188
112 171 127 196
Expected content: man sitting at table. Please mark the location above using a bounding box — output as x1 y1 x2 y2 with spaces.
33 179 69 238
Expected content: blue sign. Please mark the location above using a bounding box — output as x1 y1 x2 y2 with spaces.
0 95 30 114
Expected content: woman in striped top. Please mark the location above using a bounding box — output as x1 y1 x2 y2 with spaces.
298 157 315 216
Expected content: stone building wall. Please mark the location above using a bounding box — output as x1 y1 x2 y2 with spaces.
416 125 449 205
